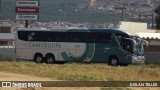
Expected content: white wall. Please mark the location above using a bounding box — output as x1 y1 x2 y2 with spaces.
119 21 156 33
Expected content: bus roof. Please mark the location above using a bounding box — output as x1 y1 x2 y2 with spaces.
17 28 50 31
118 29 140 37
17 28 129 35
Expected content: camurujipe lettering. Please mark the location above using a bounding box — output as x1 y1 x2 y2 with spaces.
28 43 61 48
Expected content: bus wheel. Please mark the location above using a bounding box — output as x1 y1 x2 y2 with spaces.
34 54 44 63
45 54 55 64
108 57 119 66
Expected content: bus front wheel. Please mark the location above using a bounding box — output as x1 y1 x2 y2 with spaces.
34 54 44 63
45 54 55 64
108 57 119 66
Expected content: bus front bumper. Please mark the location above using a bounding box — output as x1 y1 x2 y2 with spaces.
131 56 145 64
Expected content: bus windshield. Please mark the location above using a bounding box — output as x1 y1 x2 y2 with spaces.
118 37 133 54
132 37 144 56
118 37 144 56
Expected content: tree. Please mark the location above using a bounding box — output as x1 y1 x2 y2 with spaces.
154 5 160 29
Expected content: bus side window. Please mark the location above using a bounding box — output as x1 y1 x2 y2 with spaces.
54 32 70 42
32 31 43 41
84 32 99 43
37 31 56 42
70 32 84 42
99 33 114 44
122 39 133 53
64 32 70 42
45 32 55 42
55 32 63 42
28 32 35 41
18 31 29 41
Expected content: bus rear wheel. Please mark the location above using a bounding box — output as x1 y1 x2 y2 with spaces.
108 57 119 66
45 54 55 64
34 54 44 63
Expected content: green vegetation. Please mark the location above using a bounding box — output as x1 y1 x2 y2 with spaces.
154 4 160 29
0 61 159 81
1 0 120 23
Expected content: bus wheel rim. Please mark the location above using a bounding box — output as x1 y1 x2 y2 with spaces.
48 57 53 63
111 59 117 65
36 56 42 62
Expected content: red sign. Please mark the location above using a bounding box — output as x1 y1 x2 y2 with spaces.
16 7 39 13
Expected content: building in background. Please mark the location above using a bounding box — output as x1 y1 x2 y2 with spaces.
119 21 155 33
0 26 15 46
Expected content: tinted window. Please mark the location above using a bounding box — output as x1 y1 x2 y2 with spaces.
18 31 55 42
55 32 68 42
37 32 55 42
70 32 84 42
18 31 114 43
84 32 99 43
114 32 129 38
99 33 113 43
18 31 30 41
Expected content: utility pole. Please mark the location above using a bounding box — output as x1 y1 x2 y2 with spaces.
115 7 126 21
25 20 28 28
0 0 1 22
138 13 141 22
151 13 154 29
147 14 154 29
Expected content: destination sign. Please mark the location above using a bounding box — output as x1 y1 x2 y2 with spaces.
16 0 39 7
16 14 38 20
16 7 39 13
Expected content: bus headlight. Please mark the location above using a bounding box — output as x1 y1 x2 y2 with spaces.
132 56 145 64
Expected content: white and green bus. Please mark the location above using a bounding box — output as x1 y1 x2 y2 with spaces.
16 28 146 66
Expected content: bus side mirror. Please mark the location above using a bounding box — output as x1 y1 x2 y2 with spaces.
143 40 148 47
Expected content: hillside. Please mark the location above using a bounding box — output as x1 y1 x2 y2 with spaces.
1 0 120 23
